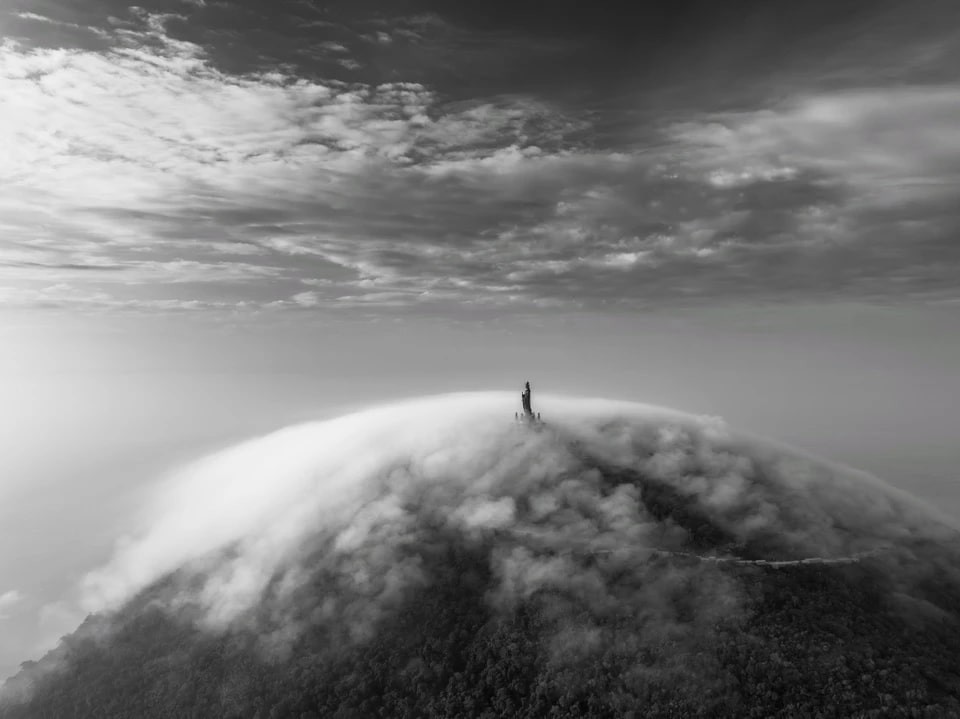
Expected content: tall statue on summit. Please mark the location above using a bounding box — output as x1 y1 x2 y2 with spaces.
521 381 533 418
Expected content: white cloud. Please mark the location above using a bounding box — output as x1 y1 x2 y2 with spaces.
706 166 798 188
0 255 283 285
672 86 960 204
0 13 595 311
5 8 959 311
32 393 958 660
317 41 349 53
14 12 56 23
0 284 251 312
290 291 321 307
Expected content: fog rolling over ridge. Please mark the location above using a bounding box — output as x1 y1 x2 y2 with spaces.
4 394 960 718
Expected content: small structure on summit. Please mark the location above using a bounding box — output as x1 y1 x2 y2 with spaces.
515 381 543 425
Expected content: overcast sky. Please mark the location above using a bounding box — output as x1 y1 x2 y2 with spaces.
2 0 960 682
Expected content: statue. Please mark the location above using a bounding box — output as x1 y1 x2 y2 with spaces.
515 381 543 425
521 380 547 424
521 381 533 418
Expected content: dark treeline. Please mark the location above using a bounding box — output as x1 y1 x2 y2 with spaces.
3 547 959 718
4 457 960 719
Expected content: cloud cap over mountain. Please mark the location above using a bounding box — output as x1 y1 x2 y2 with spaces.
4 393 960 716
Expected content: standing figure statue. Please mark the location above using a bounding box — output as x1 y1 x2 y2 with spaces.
521 381 534 419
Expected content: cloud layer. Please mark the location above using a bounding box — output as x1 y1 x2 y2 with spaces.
3 3 960 312
33 392 954 660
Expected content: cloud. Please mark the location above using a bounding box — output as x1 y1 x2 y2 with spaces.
0 8 598 312
672 87 960 203
35 392 953 657
4 391 952 707
10 11 104 35
289 291 321 308
3 5 960 313
14 13 57 24
0 284 252 313
658 86 960 301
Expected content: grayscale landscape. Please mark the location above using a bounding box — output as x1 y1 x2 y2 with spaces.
2 1 959 717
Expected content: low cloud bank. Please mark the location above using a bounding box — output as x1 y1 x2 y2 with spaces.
33 393 960 666
60 393 956 625
0 393 960 716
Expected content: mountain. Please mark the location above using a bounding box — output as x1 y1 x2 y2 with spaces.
3 394 960 718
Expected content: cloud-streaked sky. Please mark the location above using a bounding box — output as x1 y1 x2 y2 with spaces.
3 0 960 312
3 0 960 686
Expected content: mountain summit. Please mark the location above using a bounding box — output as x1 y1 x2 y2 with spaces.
3 394 959 718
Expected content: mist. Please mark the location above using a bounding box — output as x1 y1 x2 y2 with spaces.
4 391 960 717
25 394 950 658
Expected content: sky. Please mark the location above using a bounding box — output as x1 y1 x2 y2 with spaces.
2 0 960 681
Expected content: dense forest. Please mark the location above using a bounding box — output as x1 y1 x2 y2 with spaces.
4 449 960 718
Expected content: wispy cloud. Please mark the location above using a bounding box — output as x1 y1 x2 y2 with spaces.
0 9 592 312
662 86 960 299
2 4 960 313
